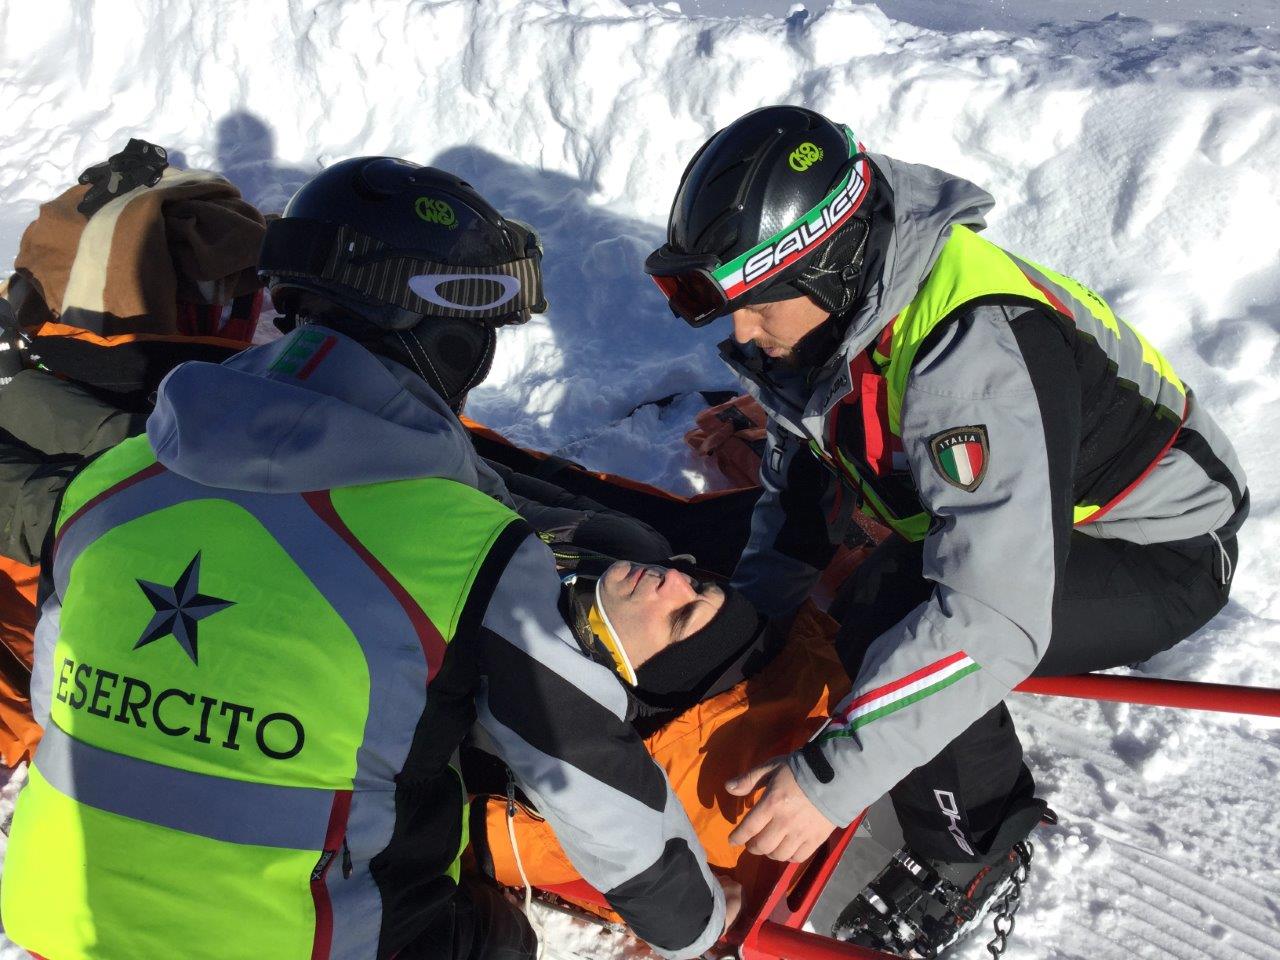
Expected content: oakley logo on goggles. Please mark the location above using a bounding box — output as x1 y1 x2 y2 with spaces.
407 273 523 312
258 217 547 323
647 148 871 327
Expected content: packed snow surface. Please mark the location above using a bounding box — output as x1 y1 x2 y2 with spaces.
1 1 1279 958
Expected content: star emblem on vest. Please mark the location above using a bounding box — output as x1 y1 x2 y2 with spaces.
929 425 989 492
134 552 233 665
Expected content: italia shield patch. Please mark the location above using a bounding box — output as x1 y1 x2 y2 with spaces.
929 426 989 492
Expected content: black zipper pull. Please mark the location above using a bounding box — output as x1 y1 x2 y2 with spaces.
341 837 353 879
505 769 517 819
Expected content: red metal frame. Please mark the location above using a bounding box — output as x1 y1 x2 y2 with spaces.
1013 673 1280 717
750 923 901 960
537 671 1280 959
536 879 611 912
732 812 906 960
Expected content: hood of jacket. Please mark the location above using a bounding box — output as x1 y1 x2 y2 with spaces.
147 325 496 493
720 154 995 437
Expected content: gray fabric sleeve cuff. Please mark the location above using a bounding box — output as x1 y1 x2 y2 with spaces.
788 746 858 830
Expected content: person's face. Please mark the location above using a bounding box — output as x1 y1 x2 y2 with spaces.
731 296 830 361
597 561 725 669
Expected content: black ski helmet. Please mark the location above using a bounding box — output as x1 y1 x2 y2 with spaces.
645 105 874 326
260 157 546 328
258 157 547 405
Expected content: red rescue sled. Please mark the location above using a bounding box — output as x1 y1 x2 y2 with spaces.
541 675 1280 960
465 412 1280 960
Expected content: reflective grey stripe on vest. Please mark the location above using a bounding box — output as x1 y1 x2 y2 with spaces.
1007 253 1185 420
36 721 335 848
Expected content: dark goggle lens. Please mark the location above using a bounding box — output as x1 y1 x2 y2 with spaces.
650 270 727 327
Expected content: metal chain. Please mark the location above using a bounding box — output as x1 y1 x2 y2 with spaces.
986 842 1033 958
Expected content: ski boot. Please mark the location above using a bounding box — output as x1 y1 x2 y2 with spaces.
832 810 1055 958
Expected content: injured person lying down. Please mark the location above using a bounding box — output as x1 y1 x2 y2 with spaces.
465 553 854 913
567 558 771 714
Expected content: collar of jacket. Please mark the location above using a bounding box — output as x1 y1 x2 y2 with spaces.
146 325 494 494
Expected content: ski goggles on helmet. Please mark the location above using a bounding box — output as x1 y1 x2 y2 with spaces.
645 152 872 327
260 217 548 326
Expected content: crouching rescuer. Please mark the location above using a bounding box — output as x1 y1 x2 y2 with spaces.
3 157 730 960
645 105 1248 956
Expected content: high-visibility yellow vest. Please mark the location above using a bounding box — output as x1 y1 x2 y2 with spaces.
4 433 521 960
821 225 1185 541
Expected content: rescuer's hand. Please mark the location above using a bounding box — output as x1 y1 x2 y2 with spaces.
726 756 836 863
719 874 743 935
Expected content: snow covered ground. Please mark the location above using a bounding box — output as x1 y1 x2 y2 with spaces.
649 0 1277 35
2 0 1279 957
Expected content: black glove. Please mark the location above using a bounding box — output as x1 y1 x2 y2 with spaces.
76 138 169 217
0 296 23 387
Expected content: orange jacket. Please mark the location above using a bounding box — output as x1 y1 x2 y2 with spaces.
480 602 851 915
0 558 39 767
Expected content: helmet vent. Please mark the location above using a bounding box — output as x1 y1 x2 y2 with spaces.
702 157 752 191
693 207 741 257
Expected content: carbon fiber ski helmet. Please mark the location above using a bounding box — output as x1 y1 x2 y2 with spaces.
259 157 547 405
645 105 874 327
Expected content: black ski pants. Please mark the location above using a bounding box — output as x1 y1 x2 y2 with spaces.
831 528 1237 864
400 873 538 960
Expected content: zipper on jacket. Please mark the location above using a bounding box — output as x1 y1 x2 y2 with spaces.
475 786 545 823
499 769 547 822
311 834 352 883
310 791 353 959
310 849 335 883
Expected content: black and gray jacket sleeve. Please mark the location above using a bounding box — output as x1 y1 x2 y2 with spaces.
473 533 725 959
792 305 1078 827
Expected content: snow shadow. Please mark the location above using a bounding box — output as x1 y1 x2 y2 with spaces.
213 111 315 214
428 145 733 451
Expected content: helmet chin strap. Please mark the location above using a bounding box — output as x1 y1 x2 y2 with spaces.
289 305 499 410
386 317 497 410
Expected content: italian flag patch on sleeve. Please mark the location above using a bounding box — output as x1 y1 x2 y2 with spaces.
928 425 989 492
820 651 981 743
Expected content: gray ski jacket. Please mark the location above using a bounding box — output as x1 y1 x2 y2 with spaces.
725 155 1248 829
28 327 724 959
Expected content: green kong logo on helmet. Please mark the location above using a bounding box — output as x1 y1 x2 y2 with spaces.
415 196 458 229
789 142 824 172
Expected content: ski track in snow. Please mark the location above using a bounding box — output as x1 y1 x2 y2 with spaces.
2 1 1279 958
1002 696 1280 959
